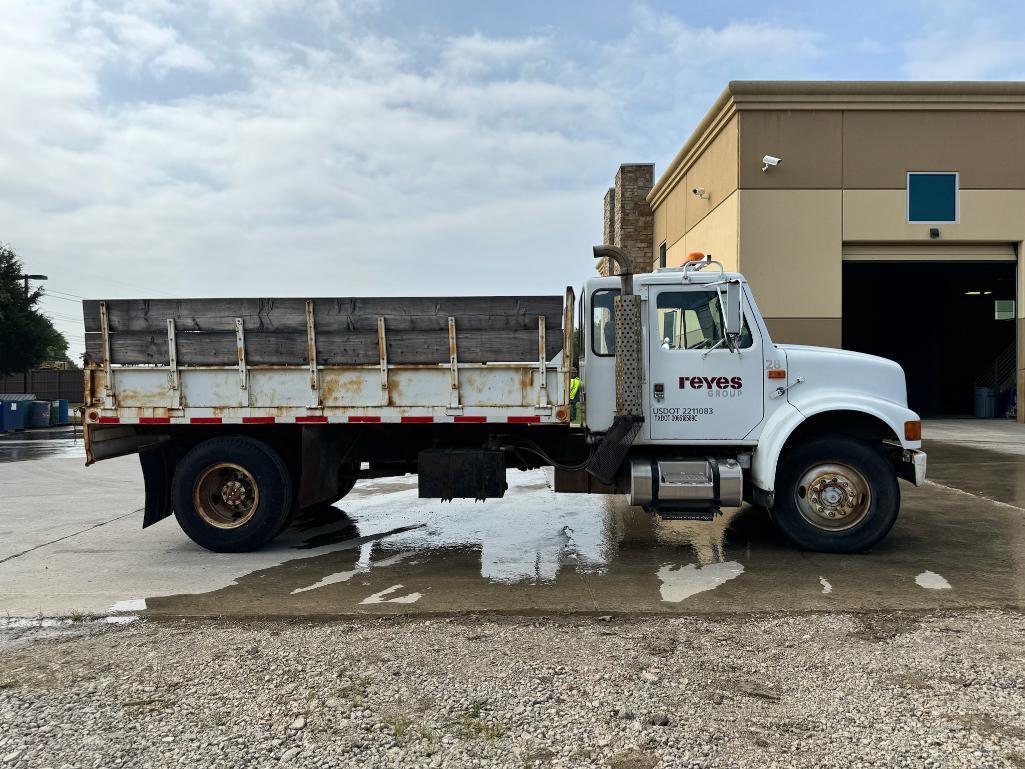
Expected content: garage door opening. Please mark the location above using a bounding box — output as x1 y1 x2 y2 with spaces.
843 260 1016 417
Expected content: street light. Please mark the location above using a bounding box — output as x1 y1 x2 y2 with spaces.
16 274 48 294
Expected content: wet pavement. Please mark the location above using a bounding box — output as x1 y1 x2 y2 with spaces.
1 421 1023 617
0 426 84 462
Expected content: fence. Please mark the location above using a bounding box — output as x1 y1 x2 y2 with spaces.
0 369 84 402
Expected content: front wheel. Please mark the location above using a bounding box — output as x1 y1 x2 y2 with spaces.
772 435 899 553
172 436 294 552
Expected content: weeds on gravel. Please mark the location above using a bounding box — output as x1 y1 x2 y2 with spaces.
336 674 374 709
383 712 411 740
454 704 505 741
416 725 441 747
885 672 933 690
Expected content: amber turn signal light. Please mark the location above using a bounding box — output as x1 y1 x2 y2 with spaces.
767 369 786 379
904 420 922 441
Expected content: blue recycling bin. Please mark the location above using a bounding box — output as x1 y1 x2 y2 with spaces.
57 399 70 425
0 400 28 432
0 401 14 433
29 401 52 428
12 400 29 431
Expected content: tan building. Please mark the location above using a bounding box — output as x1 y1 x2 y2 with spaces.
602 81 1025 419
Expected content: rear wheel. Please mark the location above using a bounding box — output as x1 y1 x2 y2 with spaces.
172 436 293 552
772 435 899 553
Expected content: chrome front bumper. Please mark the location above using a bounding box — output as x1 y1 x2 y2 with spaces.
894 449 927 486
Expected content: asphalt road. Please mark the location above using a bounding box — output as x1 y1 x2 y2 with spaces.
1 421 1023 618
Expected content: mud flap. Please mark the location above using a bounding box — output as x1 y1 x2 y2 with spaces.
418 449 506 500
585 415 643 486
140 445 176 528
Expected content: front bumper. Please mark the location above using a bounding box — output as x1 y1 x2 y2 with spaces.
893 448 927 486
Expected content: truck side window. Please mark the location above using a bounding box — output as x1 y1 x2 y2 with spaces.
591 289 620 356
656 291 753 350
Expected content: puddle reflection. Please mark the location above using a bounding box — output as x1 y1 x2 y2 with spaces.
0 427 84 462
287 469 760 587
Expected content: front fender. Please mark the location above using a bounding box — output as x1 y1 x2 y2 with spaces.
751 393 920 495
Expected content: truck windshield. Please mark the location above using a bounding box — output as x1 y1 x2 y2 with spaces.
591 289 620 356
656 290 753 350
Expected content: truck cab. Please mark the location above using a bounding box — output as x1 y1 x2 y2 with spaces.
579 257 926 553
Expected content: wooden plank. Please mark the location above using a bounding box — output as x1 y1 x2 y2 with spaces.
86 330 564 366
83 296 564 334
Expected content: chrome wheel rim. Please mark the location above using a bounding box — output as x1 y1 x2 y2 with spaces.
794 462 871 531
193 462 260 529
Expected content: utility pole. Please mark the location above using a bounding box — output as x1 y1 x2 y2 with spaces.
16 274 48 294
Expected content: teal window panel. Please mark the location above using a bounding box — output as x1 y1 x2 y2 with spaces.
907 172 958 223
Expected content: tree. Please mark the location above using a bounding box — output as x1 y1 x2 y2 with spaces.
0 244 70 375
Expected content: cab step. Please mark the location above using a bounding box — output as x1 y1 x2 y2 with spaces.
656 510 717 521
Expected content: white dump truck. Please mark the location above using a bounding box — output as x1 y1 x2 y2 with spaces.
81 246 926 553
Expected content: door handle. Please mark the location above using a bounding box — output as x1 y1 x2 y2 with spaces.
770 376 805 399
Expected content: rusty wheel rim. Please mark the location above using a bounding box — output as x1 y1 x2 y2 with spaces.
193 462 260 529
794 462 871 532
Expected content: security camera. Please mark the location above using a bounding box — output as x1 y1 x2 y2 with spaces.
691 187 709 199
761 155 782 172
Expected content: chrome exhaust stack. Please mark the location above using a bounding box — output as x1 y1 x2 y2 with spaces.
592 245 643 420
584 245 645 486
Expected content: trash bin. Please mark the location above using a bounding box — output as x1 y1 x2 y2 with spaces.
0 400 28 432
49 400 61 426
57 399 70 425
0 401 16 433
29 400 52 428
973 386 997 418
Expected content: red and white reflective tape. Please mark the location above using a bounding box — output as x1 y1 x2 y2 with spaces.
90 413 561 425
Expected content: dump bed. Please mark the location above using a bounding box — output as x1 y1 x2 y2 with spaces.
81 291 574 427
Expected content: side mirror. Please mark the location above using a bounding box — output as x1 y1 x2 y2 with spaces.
724 280 744 337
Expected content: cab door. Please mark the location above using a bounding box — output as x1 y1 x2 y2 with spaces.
647 284 763 440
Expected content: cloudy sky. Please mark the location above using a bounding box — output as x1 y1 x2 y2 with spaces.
3 0 1025 358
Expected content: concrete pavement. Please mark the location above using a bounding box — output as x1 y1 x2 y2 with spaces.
1 421 1023 617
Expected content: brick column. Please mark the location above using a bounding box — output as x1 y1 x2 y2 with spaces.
599 188 616 276
598 164 654 275
614 164 654 275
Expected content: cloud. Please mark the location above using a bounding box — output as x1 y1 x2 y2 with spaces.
441 33 550 78
202 0 366 26
0 2 841 358
903 22 1025 79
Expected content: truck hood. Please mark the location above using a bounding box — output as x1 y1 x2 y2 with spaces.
777 344 909 408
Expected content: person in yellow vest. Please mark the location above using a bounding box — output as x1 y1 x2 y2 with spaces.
569 368 581 423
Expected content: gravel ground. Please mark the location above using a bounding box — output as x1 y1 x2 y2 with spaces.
1 611 1024 768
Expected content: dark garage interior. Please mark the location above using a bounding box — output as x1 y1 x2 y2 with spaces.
843 261 1017 417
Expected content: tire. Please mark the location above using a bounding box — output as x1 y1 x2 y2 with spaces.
172 436 294 552
772 435 899 553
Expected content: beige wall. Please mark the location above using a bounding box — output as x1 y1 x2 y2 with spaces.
737 189 843 320
664 191 740 270
762 317 843 348
738 111 843 190
654 115 738 259
843 189 1025 241
843 111 1025 189
735 110 1025 191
